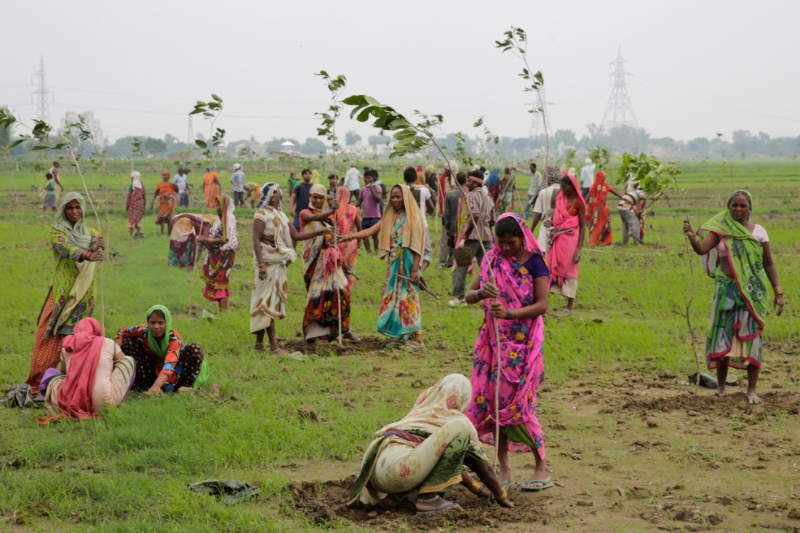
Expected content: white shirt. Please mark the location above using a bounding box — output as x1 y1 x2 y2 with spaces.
413 186 432 228
343 167 362 191
173 174 187 194
533 184 560 252
580 164 595 188
519 169 543 195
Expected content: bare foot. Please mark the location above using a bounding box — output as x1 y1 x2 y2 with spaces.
747 391 761 405
344 331 361 343
254 342 266 353
715 387 726 396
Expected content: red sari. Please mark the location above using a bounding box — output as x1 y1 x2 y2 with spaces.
586 171 612 246
335 186 359 288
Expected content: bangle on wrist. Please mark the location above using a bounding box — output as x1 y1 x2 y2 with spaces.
774 285 784 296
477 288 484 300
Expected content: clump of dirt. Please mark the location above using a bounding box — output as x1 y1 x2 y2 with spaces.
618 392 800 416
281 336 393 357
285 476 551 530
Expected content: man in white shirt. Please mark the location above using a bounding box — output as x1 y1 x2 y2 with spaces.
513 162 542 220
173 168 189 207
530 167 562 252
580 158 595 201
343 163 362 202
404 167 434 272
230 163 245 207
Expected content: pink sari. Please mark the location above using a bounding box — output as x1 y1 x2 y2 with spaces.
335 186 359 287
546 174 585 287
466 213 547 456
51 318 104 420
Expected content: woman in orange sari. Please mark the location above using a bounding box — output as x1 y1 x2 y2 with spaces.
336 186 362 290
203 167 220 208
586 171 612 246
151 171 177 236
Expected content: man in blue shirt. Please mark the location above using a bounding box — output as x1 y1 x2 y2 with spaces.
230 163 245 207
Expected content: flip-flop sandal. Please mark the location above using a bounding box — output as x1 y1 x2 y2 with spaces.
521 479 554 492
403 341 425 351
499 481 513 493
415 499 460 515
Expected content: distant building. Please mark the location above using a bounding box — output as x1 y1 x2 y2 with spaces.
344 141 374 157
557 142 576 156
60 111 106 147
281 141 296 155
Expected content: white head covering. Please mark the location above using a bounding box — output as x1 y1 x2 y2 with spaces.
130 171 143 190
585 158 592 164
233 163 241 170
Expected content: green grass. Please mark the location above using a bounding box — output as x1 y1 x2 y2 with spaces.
0 160 799 531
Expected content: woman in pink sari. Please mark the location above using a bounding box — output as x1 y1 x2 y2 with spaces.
546 173 586 312
335 186 362 289
464 213 552 492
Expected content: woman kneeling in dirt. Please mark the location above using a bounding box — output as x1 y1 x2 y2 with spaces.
347 374 513 514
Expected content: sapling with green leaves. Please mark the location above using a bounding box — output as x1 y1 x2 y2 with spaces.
474 116 506 166
131 137 144 171
315 71 348 345
496 27 550 168
588 146 610 170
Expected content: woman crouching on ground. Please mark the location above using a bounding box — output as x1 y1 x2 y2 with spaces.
116 305 208 395
684 190 783 404
348 374 513 514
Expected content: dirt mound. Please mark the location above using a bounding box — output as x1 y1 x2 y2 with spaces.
619 391 800 416
286 476 551 530
281 336 393 356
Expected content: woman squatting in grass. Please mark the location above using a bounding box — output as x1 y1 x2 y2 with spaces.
684 190 784 404
546 172 586 313
116 305 208 395
199 194 238 312
348 374 513 514
343 184 425 350
299 184 359 343
250 182 331 353
465 214 553 492
26 193 105 393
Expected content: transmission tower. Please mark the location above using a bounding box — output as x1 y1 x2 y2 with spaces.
601 46 637 128
31 56 54 123
187 115 194 144
528 86 552 138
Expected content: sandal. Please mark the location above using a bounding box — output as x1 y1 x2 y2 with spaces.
271 348 288 356
403 341 425 351
499 480 513 493
520 478 554 492
414 496 461 515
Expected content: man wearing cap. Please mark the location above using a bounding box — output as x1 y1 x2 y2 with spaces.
449 170 495 307
230 163 245 207
343 163 362 203
580 158 595 201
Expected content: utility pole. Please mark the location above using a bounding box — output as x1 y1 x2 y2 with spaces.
601 46 638 129
31 56 54 123
187 115 194 144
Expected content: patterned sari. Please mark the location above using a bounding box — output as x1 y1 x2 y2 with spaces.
377 215 422 338
126 174 146 229
700 191 770 370
336 186 360 287
201 195 237 302
169 214 214 268
301 209 350 340
348 374 489 509
466 213 547 456
586 171 612 246
154 181 177 224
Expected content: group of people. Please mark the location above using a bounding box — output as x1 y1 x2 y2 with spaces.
20 160 785 517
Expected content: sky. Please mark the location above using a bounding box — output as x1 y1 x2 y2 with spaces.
2 0 799 146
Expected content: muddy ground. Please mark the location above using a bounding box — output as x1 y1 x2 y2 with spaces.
277 342 800 532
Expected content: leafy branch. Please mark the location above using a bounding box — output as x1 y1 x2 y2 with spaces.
588 146 610 170
473 116 507 165
190 95 225 167
315 71 347 173
617 152 681 196
496 26 550 167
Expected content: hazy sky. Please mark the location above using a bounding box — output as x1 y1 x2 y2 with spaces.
2 0 799 145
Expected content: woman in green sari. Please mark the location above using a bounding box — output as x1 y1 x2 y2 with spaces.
684 190 784 404
348 374 513 514
344 184 425 349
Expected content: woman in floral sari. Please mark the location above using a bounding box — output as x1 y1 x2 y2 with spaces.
199 195 237 312
684 190 783 405
586 170 612 246
126 171 146 239
345 184 425 349
151 170 177 236
26 193 104 392
335 186 361 289
299 184 356 342
251 182 327 353
464 213 552 492
348 374 513 514
546 173 586 313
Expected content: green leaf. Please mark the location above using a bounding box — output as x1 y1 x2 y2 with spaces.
211 94 223 103
195 140 207 148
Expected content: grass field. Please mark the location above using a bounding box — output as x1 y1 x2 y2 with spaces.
0 160 799 532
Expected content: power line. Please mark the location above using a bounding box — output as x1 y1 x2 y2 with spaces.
601 46 637 128
31 56 54 124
